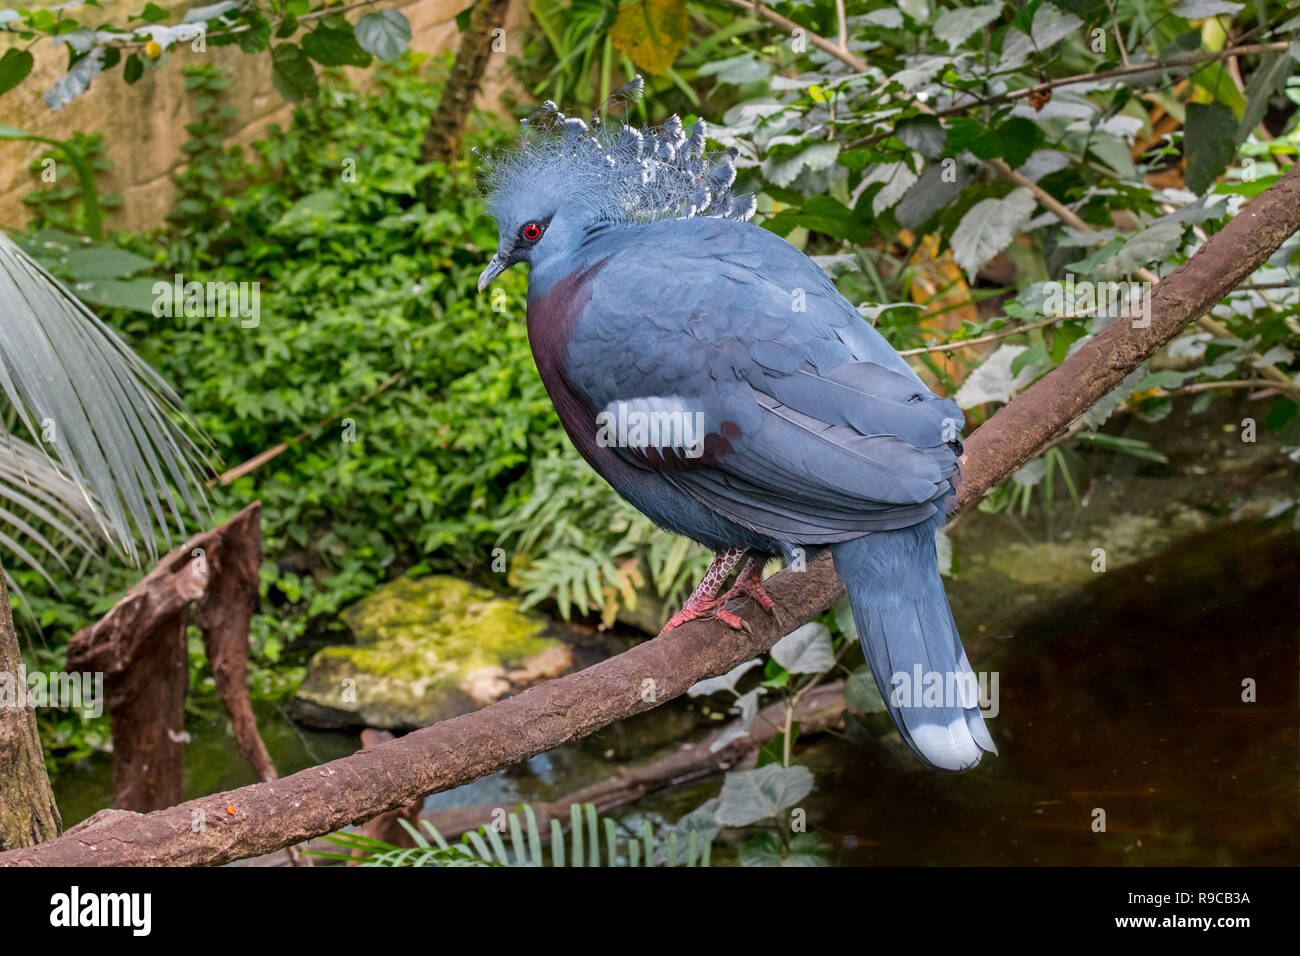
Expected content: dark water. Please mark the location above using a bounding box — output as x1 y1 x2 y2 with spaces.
52 521 1298 867
823 520 1299 866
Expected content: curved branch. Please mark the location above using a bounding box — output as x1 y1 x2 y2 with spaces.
4 167 1300 868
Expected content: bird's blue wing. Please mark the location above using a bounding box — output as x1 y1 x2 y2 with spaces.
564 217 963 542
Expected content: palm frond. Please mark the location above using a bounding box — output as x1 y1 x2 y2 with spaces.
0 232 212 563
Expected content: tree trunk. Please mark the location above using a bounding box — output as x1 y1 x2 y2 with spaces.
0 561 62 849
419 0 512 165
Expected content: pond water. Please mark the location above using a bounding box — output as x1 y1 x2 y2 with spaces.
824 519 1298 866
51 519 1297 866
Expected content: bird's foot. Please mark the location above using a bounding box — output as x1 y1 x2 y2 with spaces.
656 548 747 636
721 557 776 614
658 598 744 636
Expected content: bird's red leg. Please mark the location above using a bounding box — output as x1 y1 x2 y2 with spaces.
720 555 776 614
658 548 745 635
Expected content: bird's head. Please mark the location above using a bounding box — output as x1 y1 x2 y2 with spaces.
475 192 568 293
476 77 755 294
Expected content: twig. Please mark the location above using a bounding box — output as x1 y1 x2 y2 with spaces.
722 0 867 72
899 311 1092 356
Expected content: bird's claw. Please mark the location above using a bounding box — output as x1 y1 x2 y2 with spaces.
658 601 746 636
721 579 776 614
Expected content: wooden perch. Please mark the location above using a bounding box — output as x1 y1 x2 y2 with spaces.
4 165 1300 867
65 502 275 812
418 680 846 843
337 681 847 856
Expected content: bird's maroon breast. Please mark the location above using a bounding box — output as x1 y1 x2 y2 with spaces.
526 260 611 467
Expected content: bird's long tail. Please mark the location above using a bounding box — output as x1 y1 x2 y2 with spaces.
831 515 996 772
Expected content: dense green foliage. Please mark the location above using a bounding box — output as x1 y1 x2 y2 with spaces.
7 1 1300 786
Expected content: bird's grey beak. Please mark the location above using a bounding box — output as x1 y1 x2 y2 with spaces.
477 253 508 293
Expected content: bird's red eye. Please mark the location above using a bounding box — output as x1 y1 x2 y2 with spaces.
522 222 542 241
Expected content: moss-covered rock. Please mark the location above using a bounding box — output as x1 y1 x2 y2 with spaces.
293 576 571 729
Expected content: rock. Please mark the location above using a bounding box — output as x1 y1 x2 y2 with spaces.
293 576 573 729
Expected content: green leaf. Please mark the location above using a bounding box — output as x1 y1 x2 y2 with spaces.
134 2 169 22
897 160 972 230
832 594 857 641
76 278 162 313
1236 52 1295 145
354 10 412 62
844 665 886 714
933 3 1003 51
123 53 143 84
739 832 783 867
609 0 689 75
1185 101 1237 194
949 188 1036 278
782 832 836 866
716 765 814 827
239 12 271 53
687 659 761 696
302 25 372 67
0 48 33 96
1093 221 1184 280
770 622 835 674
271 43 318 102
62 246 154 279
1011 342 1049 377
896 115 947 158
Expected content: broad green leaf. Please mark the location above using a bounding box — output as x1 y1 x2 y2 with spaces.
355 10 412 61
770 622 835 674
895 115 946 158
62 247 153 279
782 833 836 866
716 764 814 826
897 160 972 229
954 343 1038 407
1185 101 1237 195
609 0 689 76
949 187 1036 278
739 832 783 867
697 52 769 85
302 26 372 67
860 161 918 215
1000 4 1082 69
134 2 170 22
1236 52 1295 144
75 278 162 313
763 142 839 188
832 594 857 641
1093 221 1184 280
844 665 887 714
687 658 761 696
933 4 1003 52
0 49 33 96
271 43 318 102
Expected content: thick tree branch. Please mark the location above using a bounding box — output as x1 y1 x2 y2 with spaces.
4 167 1299 868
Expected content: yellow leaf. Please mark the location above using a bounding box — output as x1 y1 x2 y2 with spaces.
609 0 689 76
